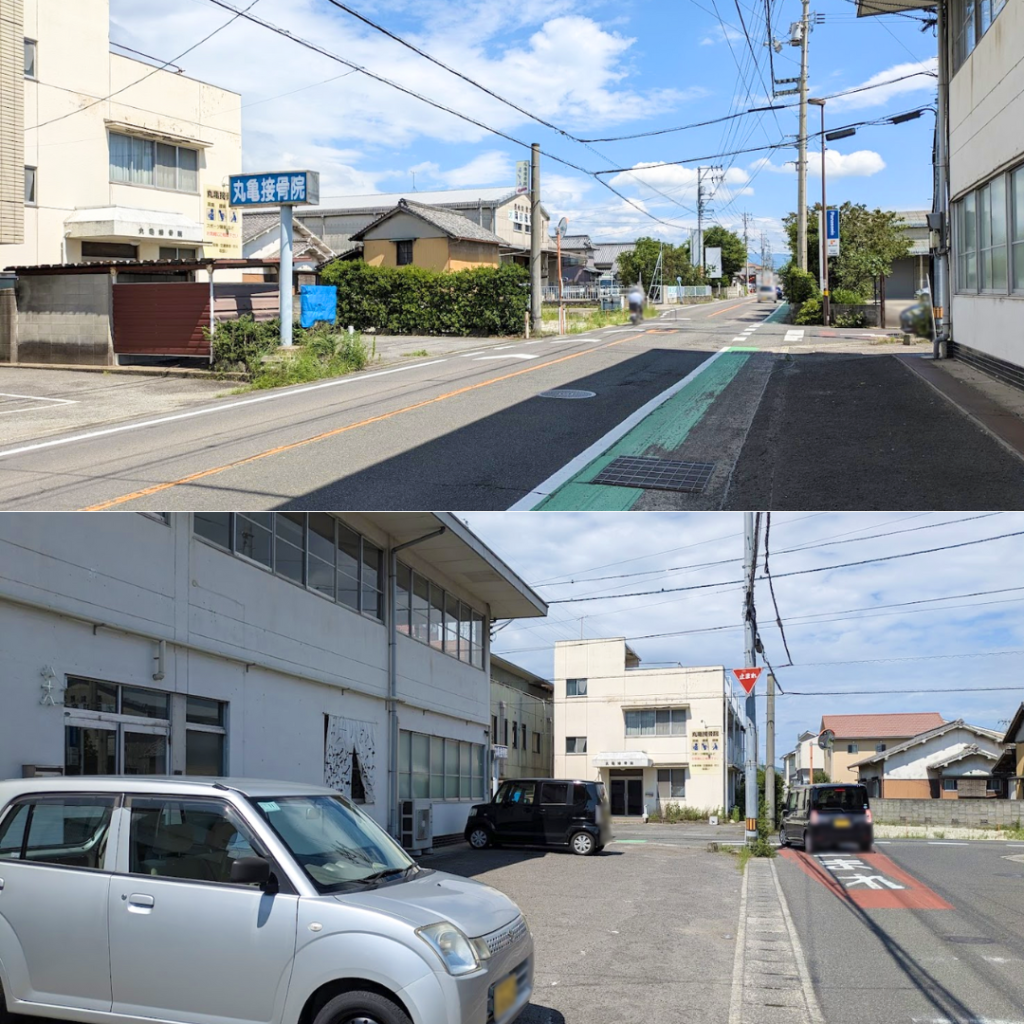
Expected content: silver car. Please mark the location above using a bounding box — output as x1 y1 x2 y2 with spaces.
0 778 533 1024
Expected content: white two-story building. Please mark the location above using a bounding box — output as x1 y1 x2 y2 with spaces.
552 638 747 817
0 512 546 850
1 0 241 268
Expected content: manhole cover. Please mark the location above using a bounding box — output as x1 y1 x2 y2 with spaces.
593 455 716 493
537 389 596 400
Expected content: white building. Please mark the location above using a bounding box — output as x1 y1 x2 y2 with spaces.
782 730 818 788
0 512 546 849
552 638 747 817
1 0 242 268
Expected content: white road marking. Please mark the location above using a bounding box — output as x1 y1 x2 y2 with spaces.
508 347 731 510
524 340 543 345
0 359 449 461
784 329 805 342
0 391 78 404
731 337 746 342
474 353 538 361
493 345 513 350
928 841 970 845
771 860 826 1024
459 351 486 357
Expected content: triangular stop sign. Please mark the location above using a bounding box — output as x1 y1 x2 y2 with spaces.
732 667 762 695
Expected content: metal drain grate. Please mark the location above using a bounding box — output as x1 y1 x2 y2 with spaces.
593 456 715 493
537 389 596 400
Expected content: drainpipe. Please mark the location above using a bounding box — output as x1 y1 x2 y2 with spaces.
933 0 951 357
388 526 446 839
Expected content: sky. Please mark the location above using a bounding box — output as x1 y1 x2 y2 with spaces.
454 512 1024 763
109 0 939 254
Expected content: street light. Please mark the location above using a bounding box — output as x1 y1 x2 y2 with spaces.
808 97 830 326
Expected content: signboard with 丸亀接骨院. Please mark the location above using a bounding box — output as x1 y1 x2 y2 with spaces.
229 171 320 207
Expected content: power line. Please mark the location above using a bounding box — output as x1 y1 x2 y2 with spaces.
762 512 793 667
27 0 262 132
577 71 936 143
545 530 1024 604
203 0 696 231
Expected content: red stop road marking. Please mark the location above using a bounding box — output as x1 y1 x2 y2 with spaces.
779 849 952 910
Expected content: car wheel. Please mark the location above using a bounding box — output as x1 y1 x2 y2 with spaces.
467 827 491 850
313 991 412 1024
779 828 788 848
803 830 814 854
859 840 873 853
571 831 597 856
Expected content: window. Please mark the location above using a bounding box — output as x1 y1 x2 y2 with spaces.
979 175 1008 291
657 768 686 799
429 583 445 650
624 708 686 736
127 798 263 884
81 240 138 261
956 192 978 293
847 743 859 754
444 592 460 656
533 731 541 754
397 562 487 667
491 715 498 741
540 782 568 804
398 730 485 800
1012 166 1024 293
185 696 226 775
193 514 385 621
24 38 36 78
952 0 1008 71
0 796 115 869
943 777 958 791
511 721 518 749
395 563 412 635
109 132 200 192
566 678 587 697
875 743 887 753
521 724 526 750
158 246 197 260
565 736 587 754
24 166 36 205
502 718 509 745
499 781 536 805
396 240 413 265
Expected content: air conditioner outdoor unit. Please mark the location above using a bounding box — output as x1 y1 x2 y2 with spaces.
400 799 433 854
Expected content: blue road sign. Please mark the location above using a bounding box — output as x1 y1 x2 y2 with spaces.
229 171 319 207
825 208 840 256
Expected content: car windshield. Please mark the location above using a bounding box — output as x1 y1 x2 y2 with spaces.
812 786 869 812
249 795 415 893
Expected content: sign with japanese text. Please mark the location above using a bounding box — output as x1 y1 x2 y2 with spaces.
704 246 722 279
516 160 530 194
203 186 241 257
690 728 722 773
732 667 762 694
826 208 840 257
228 170 320 207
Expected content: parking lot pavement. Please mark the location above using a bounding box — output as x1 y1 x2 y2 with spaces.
426 840 744 1024
0 367 227 446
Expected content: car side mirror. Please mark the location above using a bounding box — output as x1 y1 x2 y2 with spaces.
230 856 273 889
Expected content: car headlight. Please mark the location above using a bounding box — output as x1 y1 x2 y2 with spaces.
416 922 483 975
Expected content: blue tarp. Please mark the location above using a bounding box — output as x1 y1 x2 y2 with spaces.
300 285 337 328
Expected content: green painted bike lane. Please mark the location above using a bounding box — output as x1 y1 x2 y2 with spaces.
534 348 754 510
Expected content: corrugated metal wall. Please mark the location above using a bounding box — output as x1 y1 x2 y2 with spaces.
112 282 210 357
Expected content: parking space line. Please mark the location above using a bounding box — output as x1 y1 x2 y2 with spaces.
0 391 78 404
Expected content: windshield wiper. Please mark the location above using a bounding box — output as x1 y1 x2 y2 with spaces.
359 864 417 885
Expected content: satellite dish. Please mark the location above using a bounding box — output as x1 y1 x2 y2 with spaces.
557 217 568 237
818 729 835 751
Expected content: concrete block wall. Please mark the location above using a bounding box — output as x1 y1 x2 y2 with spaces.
873 797 1024 828
15 274 113 364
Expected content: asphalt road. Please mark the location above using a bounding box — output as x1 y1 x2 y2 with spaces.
776 839 1024 1024
2 297 1022 509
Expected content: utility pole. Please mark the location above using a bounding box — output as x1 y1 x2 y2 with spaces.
530 143 542 334
742 212 752 294
743 512 759 844
695 165 724 278
933 0 950 357
765 672 776 829
796 0 811 270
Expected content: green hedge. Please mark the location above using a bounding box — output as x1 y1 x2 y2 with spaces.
320 260 530 336
778 263 818 304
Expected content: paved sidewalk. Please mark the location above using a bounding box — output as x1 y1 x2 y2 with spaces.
730 859 824 1024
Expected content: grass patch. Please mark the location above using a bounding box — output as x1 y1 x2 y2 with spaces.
402 348 430 357
540 303 657 333
231 329 370 392
646 804 724 823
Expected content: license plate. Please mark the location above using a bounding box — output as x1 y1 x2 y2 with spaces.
833 818 850 828
493 974 517 1019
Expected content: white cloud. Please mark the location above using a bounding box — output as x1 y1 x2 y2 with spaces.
437 151 514 187
699 23 744 46
751 148 887 178
826 58 938 111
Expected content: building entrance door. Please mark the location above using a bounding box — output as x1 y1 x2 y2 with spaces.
610 776 644 815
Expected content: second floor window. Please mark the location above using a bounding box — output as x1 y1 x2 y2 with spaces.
110 132 199 193
24 39 36 78
565 736 587 754
566 678 587 697
625 708 686 736
24 167 36 205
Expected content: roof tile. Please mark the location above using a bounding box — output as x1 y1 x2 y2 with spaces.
820 712 945 739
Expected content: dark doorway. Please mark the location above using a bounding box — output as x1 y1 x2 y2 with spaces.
610 777 643 815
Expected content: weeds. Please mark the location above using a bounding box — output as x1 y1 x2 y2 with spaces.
646 804 724 823
402 349 430 357
230 326 369 391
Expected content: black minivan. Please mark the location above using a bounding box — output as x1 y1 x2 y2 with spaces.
779 783 873 853
464 778 612 856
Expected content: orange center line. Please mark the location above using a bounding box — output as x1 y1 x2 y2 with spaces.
81 331 646 511
706 297 756 318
